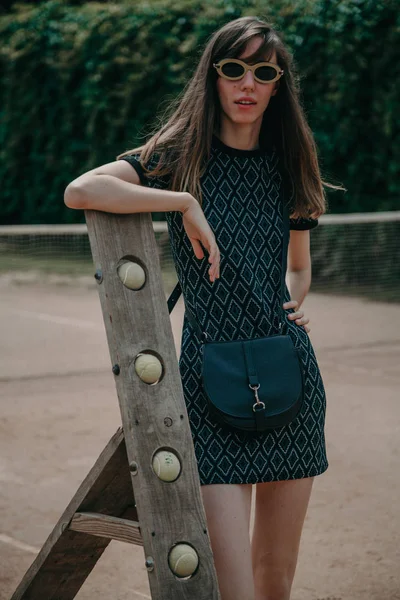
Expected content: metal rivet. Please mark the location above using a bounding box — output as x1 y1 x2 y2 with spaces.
129 461 138 474
145 556 155 571
94 269 103 284
112 364 120 375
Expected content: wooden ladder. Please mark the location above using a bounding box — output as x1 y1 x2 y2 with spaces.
11 210 220 600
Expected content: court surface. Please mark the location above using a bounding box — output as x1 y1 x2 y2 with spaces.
0 273 399 600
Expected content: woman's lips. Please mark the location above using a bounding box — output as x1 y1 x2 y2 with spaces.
235 102 256 109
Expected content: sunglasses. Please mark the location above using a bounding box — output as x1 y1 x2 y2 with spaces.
213 58 284 84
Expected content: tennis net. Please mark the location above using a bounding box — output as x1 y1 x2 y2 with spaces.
1 212 399 301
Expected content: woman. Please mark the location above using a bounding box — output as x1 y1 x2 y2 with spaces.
65 16 343 600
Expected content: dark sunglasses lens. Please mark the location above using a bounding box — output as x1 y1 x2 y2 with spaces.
221 62 245 78
255 65 277 81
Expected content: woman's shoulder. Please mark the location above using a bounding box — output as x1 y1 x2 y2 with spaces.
118 150 171 189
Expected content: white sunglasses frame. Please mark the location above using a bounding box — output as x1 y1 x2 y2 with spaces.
213 58 284 84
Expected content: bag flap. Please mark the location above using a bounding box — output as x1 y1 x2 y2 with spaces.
202 335 303 419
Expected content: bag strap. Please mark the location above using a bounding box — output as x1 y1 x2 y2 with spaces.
167 196 291 341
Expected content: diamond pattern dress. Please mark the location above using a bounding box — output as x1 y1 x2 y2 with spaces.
120 133 329 485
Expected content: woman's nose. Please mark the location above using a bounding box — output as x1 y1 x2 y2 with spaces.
240 69 255 88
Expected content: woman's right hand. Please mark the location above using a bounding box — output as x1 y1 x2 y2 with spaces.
181 194 220 283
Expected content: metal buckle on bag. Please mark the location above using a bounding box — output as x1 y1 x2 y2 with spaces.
249 383 265 412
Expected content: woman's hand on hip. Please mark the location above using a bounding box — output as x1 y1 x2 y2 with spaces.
283 300 310 333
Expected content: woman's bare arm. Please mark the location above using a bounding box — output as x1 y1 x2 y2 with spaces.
64 160 193 214
286 230 312 307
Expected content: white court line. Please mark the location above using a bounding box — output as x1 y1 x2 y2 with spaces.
0 533 39 554
7 308 99 330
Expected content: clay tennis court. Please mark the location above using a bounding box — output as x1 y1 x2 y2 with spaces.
0 272 399 599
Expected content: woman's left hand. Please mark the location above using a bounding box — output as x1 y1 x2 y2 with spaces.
283 300 310 333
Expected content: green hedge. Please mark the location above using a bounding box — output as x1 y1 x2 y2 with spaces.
0 0 398 225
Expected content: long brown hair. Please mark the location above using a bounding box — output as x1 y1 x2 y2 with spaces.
117 16 345 218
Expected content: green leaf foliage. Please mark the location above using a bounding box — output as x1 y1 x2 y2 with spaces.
0 0 398 225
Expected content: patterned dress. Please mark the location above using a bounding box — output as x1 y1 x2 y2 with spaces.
120 133 329 485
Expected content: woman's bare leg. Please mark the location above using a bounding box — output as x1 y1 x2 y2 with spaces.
251 477 314 600
201 482 255 600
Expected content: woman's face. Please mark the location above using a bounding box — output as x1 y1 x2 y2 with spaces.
215 36 279 127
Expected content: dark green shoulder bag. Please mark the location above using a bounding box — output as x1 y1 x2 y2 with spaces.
167 200 305 435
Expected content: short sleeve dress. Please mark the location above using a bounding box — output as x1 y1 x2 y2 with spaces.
119 133 329 485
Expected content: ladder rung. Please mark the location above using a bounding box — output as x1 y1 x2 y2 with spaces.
69 512 143 546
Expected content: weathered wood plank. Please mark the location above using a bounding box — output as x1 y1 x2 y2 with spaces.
85 210 220 599
11 429 136 599
11 208 220 600
70 512 143 546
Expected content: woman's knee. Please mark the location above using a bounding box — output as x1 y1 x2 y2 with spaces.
201 483 255 600
253 563 292 600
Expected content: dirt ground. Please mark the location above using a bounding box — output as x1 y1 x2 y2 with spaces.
0 274 399 600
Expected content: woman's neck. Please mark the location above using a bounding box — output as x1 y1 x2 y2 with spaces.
215 127 260 151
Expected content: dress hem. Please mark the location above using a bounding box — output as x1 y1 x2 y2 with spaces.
199 461 329 486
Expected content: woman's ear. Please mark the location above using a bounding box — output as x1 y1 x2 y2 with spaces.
271 81 280 96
